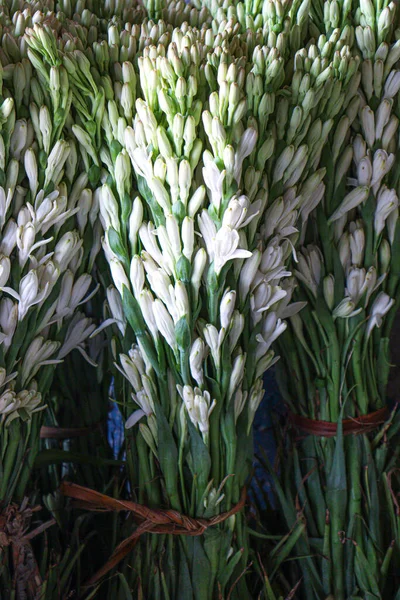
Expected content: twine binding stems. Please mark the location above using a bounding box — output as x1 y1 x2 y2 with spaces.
60 481 247 587
288 406 390 437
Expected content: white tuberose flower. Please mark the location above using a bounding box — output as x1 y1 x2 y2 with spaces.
214 226 252 274
2 270 49 320
366 292 395 339
177 385 216 443
198 213 252 274
374 186 399 236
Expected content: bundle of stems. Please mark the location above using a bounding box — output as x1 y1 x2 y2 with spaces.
0 8 102 595
269 1 400 598
14 2 366 596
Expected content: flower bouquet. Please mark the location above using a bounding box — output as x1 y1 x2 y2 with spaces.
269 1 400 597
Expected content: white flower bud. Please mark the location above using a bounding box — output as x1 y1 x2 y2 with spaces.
138 289 158 340
374 186 399 236
120 353 142 392
115 150 131 201
203 324 222 369
100 184 120 232
153 299 177 351
328 187 370 223
188 185 206 218
382 115 399 150
350 227 365 265
234 389 247 423
0 254 10 288
228 353 246 401
375 98 392 141
130 255 145 298
157 127 173 159
24 148 38 199
165 215 181 260
323 275 335 310
357 156 372 186
39 105 52 154
150 176 171 213
110 258 130 296
189 337 205 386
215 283 235 330
371 149 395 194
179 160 192 206
273 145 295 182
44 140 71 188
128 197 143 256
384 70 400 99
0 219 17 257
191 247 207 294
175 281 189 318
366 292 394 338
333 298 362 319
0 298 17 351
54 231 82 271
379 239 391 274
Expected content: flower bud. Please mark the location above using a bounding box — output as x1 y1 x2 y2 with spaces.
182 217 194 261
323 275 335 310
100 184 120 232
189 337 205 386
191 248 207 299
130 255 145 298
129 197 143 256
138 290 158 340
54 231 82 271
0 255 10 287
379 238 391 275
220 290 236 330
153 299 177 351
110 258 130 296
333 297 361 319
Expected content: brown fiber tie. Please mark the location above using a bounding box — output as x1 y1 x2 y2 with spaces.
289 406 389 437
60 481 246 587
40 421 103 439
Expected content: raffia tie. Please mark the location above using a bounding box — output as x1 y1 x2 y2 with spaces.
40 420 104 439
60 481 246 587
0 500 55 598
289 406 389 437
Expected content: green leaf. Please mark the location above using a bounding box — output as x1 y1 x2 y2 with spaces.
155 403 181 511
218 548 244 590
176 255 191 283
354 544 381 598
187 418 211 498
88 164 101 186
176 316 191 351
122 287 160 374
110 139 123 162
108 227 129 269
188 536 212 600
60 542 87 591
178 544 194 600
325 410 347 599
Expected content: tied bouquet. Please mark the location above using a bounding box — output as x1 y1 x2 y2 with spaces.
24 0 368 596
270 0 400 598
0 0 400 598
0 3 102 597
